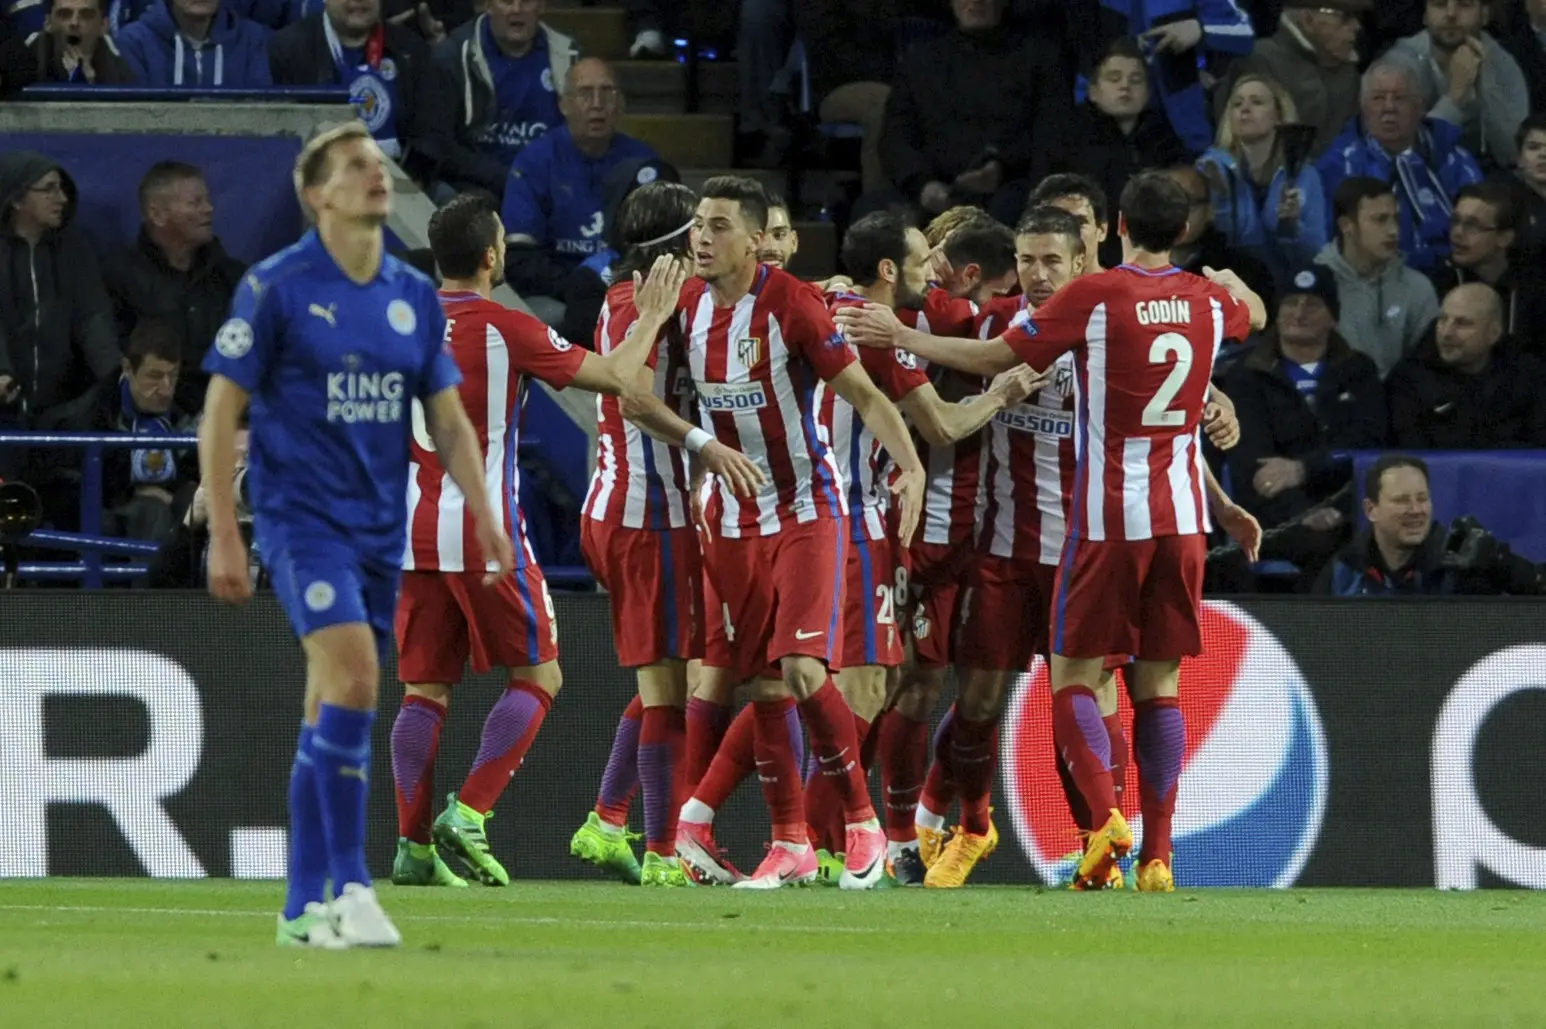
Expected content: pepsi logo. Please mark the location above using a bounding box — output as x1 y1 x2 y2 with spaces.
1000 601 1329 888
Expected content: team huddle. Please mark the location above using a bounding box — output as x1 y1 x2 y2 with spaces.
199 123 1265 949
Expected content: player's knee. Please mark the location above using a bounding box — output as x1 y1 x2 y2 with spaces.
895 668 943 721
513 660 562 697
837 667 887 722
1093 671 1119 717
304 627 380 709
1128 660 1180 703
404 682 452 707
692 664 737 704
779 656 827 700
749 675 791 702
636 660 688 707
958 669 1010 722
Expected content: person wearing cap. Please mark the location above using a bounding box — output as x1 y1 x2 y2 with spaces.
500 55 657 328
1390 0 1529 170
1215 0 1370 160
557 154 679 347
1219 262 1385 587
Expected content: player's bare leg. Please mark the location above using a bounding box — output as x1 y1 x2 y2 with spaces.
1126 660 1181 893
389 680 467 887
923 667 1010 888
805 665 888 882
297 623 400 947
435 660 561 886
1051 655 1135 891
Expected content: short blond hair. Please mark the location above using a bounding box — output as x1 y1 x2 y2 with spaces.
924 205 992 248
293 121 372 217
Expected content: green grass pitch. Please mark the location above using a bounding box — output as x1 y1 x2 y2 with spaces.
1 880 1544 1028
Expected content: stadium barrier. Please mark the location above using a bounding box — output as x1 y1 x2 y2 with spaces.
3 591 1543 889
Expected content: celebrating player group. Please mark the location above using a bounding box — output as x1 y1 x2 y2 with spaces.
200 123 1264 948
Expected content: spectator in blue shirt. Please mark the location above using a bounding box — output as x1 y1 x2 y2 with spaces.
501 55 656 327
1316 50 1483 273
1199 71 1328 296
431 0 577 201
116 0 272 86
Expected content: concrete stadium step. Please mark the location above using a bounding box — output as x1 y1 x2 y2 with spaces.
543 6 630 60
786 220 836 280
619 113 732 169
616 60 736 116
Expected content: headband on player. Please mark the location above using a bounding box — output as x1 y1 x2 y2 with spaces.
636 219 695 248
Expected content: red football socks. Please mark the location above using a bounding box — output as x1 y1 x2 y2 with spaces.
878 708 929 842
638 704 684 855
391 694 444 844
949 715 998 836
1105 712 1129 812
679 697 732 809
459 681 552 814
693 704 757 812
753 698 806 843
1050 685 1118 822
799 681 875 823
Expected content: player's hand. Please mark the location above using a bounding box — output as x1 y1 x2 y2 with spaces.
1201 265 1250 299
818 274 853 294
207 528 253 605
1141 17 1201 54
987 364 1050 406
954 160 1002 197
920 181 952 214
700 440 764 498
1253 456 1306 499
634 254 690 325
1202 392 1240 450
1276 187 1302 228
832 303 903 349
690 482 710 537
890 466 925 549
0 374 17 403
475 515 515 585
1215 502 1262 563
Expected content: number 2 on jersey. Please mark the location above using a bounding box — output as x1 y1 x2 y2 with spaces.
1141 331 1194 428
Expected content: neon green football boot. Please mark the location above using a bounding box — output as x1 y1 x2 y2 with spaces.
569 811 643 884
391 838 469 887
815 849 845 886
432 793 511 886
640 850 692 887
275 902 346 949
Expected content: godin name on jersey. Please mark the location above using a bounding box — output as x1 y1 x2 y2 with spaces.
1134 299 1194 326
326 371 406 423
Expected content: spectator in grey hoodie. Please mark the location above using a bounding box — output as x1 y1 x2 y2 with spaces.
1315 176 1440 377
1389 0 1529 170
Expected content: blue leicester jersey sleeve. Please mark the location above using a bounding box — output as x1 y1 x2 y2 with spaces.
203 230 461 559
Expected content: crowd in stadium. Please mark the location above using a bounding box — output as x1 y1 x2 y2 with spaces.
2 0 1546 602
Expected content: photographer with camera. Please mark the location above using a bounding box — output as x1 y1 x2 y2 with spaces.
1315 453 1546 596
147 421 262 589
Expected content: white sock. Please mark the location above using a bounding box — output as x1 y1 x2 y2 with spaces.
771 839 810 855
679 798 715 825
596 816 626 834
915 806 946 832
843 818 880 832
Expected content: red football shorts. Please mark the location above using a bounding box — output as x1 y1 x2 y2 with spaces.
395 562 558 684
903 539 975 669
581 518 704 668
703 517 846 683
1051 534 1206 661
953 555 1049 673
841 532 904 669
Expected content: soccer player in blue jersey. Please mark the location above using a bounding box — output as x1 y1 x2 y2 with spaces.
198 122 515 949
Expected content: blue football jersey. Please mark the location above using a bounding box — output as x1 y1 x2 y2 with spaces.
203 230 462 561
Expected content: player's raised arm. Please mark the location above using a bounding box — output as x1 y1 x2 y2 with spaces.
835 302 1021 378
1203 266 1268 332
568 255 689 396
897 365 1046 446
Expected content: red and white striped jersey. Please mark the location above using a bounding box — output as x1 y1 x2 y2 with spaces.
403 291 585 571
822 292 931 541
582 280 694 529
1005 265 1251 542
897 289 984 548
973 295 1078 565
677 265 855 538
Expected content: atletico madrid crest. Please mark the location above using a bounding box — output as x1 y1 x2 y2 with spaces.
736 336 761 369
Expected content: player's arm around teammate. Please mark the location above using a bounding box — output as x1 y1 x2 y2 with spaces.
618 379 764 499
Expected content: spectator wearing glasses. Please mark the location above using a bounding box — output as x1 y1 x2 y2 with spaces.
1216 0 1368 159
1390 0 1529 171
0 0 136 87
1387 283 1546 449
1428 180 1546 347
116 0 273 87
431 0 578 202
1200 72 1329 294
501 56 656 328
1317 50 1483 273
